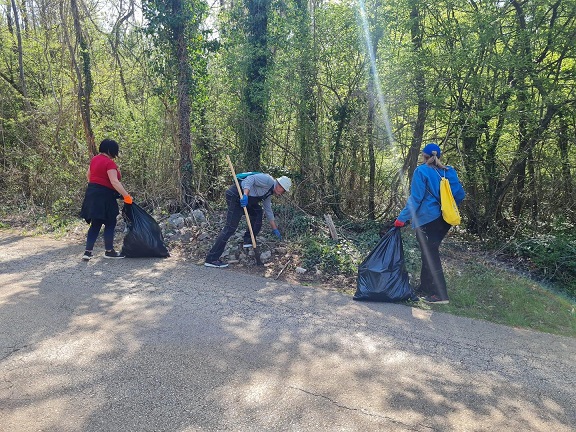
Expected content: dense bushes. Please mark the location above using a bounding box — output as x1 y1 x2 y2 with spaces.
300 237 359 276
505 231 576 298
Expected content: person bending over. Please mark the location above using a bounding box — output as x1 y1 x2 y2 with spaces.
204 173 292 268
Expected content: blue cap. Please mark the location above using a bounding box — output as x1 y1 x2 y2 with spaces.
422 143 441 158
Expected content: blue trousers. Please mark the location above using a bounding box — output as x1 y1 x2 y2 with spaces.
206 186 263 262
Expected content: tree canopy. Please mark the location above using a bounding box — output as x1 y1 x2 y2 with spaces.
1 0 574 237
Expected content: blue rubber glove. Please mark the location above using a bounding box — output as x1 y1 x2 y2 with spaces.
240 194 248 207
272 228 282 240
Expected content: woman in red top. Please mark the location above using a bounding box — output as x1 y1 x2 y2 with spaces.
80 139 133 260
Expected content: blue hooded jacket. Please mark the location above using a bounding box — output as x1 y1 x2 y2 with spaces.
398 164 466 228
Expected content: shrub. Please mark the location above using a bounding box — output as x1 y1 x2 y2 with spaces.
301 237 359 276
508 231 576 298
271 205 323 238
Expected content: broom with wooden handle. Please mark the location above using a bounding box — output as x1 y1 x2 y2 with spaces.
226 155 263 265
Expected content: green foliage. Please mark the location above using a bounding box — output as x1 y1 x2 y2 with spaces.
142 0 211 103
272 205 322 238
301 237 359 276
397 229 422 280
43 213 73 231
286 214 319 237
505 231 576 298
343 219 381 246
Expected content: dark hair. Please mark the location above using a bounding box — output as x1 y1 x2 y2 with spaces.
99 139 119 158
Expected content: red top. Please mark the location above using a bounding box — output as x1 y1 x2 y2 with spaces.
89 154 121 189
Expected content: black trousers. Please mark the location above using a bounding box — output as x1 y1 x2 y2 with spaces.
205 185 263 262
415 216 451 300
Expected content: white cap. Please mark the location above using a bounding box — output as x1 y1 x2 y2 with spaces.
277 176 292 192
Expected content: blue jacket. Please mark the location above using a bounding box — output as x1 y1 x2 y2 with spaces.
398 164 465 228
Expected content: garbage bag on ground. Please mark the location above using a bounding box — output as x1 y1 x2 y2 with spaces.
121 203 170 258
353 227 413 302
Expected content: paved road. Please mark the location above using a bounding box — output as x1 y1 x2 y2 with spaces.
0 233 575 431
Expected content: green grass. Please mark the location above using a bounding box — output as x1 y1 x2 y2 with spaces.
388 228 576 337
419 261 576 337
291 222 576 337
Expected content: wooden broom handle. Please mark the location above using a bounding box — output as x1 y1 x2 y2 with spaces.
226 155 257 248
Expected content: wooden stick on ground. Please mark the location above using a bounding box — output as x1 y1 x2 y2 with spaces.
275 258 292 280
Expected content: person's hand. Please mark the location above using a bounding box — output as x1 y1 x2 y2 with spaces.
123 195 133 205
272 228 282 240
240 194 248 207
394 219 405 228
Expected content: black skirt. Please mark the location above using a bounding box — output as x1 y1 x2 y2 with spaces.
80 183 121 223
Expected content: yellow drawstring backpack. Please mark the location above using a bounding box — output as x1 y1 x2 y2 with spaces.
437 170 461 225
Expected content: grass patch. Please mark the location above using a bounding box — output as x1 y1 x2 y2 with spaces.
288 218 576 337
428 261 576 337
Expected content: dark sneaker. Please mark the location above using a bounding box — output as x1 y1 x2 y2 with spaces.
414 285 431 296
204 260 229 268
82 251 93 261
421 295 449 304
104 249 125 259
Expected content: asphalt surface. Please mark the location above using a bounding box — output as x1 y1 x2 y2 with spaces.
0 232 575 431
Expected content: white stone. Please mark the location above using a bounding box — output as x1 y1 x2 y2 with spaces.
192 209 206 223
168 214 185 229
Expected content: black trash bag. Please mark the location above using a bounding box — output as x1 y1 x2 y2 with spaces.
353 227 413 302
121 203 170 258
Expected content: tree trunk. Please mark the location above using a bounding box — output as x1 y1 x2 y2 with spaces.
240 0 271 170
557 113 573 213
66 0 96 156
109 6 135 111
172 0 195 207
528 149 537 223
294 0 317 211
196 106 219 201
367 75 376 219
364 0 383 220
10 0 32 111
328 103 348 219
512 90 529 218
5 0 14 35
504 0 555 224
402 1 427 181
494 103 558 220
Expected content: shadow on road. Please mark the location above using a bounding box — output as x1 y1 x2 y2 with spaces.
1 234 574 430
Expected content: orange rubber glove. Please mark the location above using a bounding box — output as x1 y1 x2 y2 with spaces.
123 195 133 205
